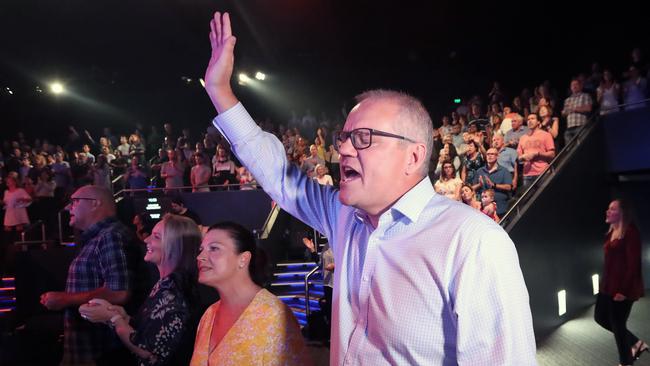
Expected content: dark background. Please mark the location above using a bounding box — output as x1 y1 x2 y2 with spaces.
1 0 647 141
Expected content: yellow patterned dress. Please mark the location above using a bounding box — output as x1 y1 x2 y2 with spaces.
190 289 312 366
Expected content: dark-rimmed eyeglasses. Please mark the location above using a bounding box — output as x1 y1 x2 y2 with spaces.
333 128 417 152
68 197 97 206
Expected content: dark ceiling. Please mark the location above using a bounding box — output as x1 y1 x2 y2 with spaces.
0 0 646 135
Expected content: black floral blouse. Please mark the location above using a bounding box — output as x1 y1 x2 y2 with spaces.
130 274 192 366
462 153 485 183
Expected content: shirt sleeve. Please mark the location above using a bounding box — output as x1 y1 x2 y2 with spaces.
96 231 130 291
452 225 537 365
213 103 340 241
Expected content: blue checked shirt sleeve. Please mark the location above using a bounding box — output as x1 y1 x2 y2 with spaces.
212 103 340 241
96 230 130 291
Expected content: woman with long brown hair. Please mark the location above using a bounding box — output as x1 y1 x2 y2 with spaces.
594 199 646 365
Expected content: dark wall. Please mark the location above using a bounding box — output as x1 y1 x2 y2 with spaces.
510 122 611 339
602 106 650 173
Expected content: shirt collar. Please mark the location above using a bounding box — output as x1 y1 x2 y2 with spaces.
80 216 118 244
353 176 435 225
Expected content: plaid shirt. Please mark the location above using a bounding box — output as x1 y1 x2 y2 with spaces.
61 216 131 366
563 92 592 128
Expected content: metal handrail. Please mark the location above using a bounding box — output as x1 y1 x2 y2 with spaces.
113 183 258 197
20 220 45 242
304 265 320 318
499 98 650 231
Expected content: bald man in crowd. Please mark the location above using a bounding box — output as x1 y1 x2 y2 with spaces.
41 185 132 365
204 12 536 365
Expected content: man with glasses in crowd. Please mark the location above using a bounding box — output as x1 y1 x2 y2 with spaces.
40 185 132 365
203 12 536 365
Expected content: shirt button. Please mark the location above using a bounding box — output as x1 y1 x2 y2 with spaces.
363 276 369 282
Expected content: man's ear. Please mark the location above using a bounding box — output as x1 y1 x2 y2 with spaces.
406 143 427 175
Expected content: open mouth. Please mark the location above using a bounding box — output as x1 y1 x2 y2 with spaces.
341 165 361 183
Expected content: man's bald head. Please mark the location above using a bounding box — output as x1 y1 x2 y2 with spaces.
68 185 116 230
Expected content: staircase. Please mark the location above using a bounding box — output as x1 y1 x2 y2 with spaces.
0 277 16 315
270 262 323 327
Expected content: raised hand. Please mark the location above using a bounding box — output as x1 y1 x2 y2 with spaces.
205 12 239 112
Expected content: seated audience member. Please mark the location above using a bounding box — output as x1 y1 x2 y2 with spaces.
460 183 482 210
191 222 311 365
517 113 556 190
80 214 201 366
191 153 212 192
237 166 257 190
480 189 500 222
2 174 31 232
434 161 463 201
313 164 333 186
472 148 513 217
40 185 132 364
133 212 155 242
169 196 201 226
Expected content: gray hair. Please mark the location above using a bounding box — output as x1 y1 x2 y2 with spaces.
355 89 434 176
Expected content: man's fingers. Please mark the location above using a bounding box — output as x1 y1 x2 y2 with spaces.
222 12 232 39
214 12 222 44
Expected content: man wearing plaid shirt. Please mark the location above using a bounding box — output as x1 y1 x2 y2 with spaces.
561 79 593 144
41 185 131 365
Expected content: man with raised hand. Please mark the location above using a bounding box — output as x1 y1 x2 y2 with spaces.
204 11 536 365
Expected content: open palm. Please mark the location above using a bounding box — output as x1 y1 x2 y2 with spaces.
205 12 236 94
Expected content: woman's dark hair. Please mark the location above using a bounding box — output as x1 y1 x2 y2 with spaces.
612 197 636 235
441 160 456 181
207 221 269 287
445 142 458 161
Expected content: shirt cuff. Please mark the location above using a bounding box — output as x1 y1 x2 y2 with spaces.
212 102 259 147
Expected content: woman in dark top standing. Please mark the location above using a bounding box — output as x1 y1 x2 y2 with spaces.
594 199 646 366
80 214 201 365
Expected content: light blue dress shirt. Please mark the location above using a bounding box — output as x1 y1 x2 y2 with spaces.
214 103 537 365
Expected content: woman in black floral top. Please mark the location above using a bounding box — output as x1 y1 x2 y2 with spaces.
461 140 485 184
80 214 201 365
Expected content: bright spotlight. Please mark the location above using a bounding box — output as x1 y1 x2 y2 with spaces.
592 274 599 295
199 78 205 87
239 73 250 82
255 72 266 81
50 82 65 94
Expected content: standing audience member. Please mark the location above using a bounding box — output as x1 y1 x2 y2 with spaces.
92 155 112 191
161 149 185 192
40 185 132 365
2 175 31 232
561 79 593 143
80 214 202 366
597 69 621 115
202 12 536 364
594 199 647 366
191 222 311 365
211 146 237 187
191 154 212 192
492 134 518 191
504 114 529 149
538 105 560 140
473 148 513 217
124 156 149 191
461 140 485 184
517 113 556 190
237 166 257 190
622 66 648 110
52 152 72 204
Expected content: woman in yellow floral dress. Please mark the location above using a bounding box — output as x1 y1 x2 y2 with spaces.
191 222 312 366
